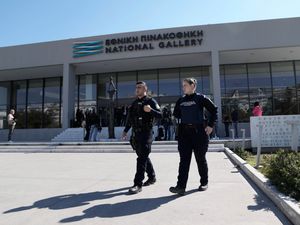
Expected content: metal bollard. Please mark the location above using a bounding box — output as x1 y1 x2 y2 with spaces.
231 129 235 151
241 129 246 151
255 125 263 168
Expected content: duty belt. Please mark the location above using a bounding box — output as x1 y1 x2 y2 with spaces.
180 124 204 129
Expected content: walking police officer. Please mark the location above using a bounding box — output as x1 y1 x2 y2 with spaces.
169 78 218 195
122 81 162 194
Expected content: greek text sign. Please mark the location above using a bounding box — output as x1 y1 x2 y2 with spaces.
250 115 300 148
73 30 204 58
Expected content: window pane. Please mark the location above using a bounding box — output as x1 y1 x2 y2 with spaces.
27 104 42 128
97 73 117 127
248 63 272 116
180 66 211 95
272 62 295 88
138 70 158 97
0 82 10 129
0 82 10 106
222 64 249 122
98 73 117 99
220 65 226 95
296 61 300 113
79 75 97 101
117 72 136 99
271 61 297 115
44 103 60 128
44 78 61 103
202 67 211 95
159 68 180 97
28 79 43 104
0 105 7 129
224 64 248 94
15 105 26 129
12 80 27 105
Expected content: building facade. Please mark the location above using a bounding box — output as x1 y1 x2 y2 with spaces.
0 17 300 140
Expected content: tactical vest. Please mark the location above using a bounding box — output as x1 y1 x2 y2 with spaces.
130 96 154 132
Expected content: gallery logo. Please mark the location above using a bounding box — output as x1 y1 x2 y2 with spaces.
73 41 103 58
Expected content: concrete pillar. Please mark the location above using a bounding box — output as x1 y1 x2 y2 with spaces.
211 50 223 131
62 63 75 129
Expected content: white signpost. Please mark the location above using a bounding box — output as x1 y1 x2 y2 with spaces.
250 115 300 167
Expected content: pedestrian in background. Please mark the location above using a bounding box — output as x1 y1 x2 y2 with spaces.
231 108 239 138
252 101 263 116
223 114 231 138
7 109 16 142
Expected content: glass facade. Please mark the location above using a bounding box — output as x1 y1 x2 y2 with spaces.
0 77 62 129
296 61 300 113
97 73 117 127
75 66 211 127
221 61 300 122
44 78 62 128
0 82 11 129
247 63 273 116
271 61 298 115
221 64 249 122
1 60 300 130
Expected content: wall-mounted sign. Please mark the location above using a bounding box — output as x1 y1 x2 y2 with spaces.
73 41 104 58
73 30 204 58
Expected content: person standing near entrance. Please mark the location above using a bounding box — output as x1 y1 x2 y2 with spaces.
7 109 16 142
169 78 218 196
89 108 101 142
231 108 239 138
122 81 162 194
161 106 172 140
223 114 231 138
252 101 263 116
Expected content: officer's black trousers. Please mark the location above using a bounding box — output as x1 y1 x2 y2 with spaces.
177 125 209 189
132 130 156 187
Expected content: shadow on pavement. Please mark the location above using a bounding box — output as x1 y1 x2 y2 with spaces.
4 186 198 223
3 187 130 214
59 189 198 223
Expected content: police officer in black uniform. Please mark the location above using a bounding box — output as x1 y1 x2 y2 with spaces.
170 78 218 195
122 81 162 194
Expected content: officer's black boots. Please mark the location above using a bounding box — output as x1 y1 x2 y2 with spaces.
128 185 142 194
169 186 185 196
198 184 208 191
143 177 156 186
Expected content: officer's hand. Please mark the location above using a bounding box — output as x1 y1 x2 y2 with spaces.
121 131 128 140
143 105 152 112
205 126 213 136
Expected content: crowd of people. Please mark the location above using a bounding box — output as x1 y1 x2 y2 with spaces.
6 101 263 142
75 105 177 142
75 108 102 142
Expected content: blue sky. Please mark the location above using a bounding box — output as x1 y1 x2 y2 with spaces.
1 0 299 47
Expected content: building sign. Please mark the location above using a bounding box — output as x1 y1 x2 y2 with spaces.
73 30 204 58
73 41 104 58
250 115 300 148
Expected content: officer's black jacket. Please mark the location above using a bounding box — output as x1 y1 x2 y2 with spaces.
124 95 162 133
173 93 218 127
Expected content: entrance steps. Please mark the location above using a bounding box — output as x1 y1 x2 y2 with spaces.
0 142 225 153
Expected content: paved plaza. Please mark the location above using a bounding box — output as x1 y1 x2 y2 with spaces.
0 151 292 225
